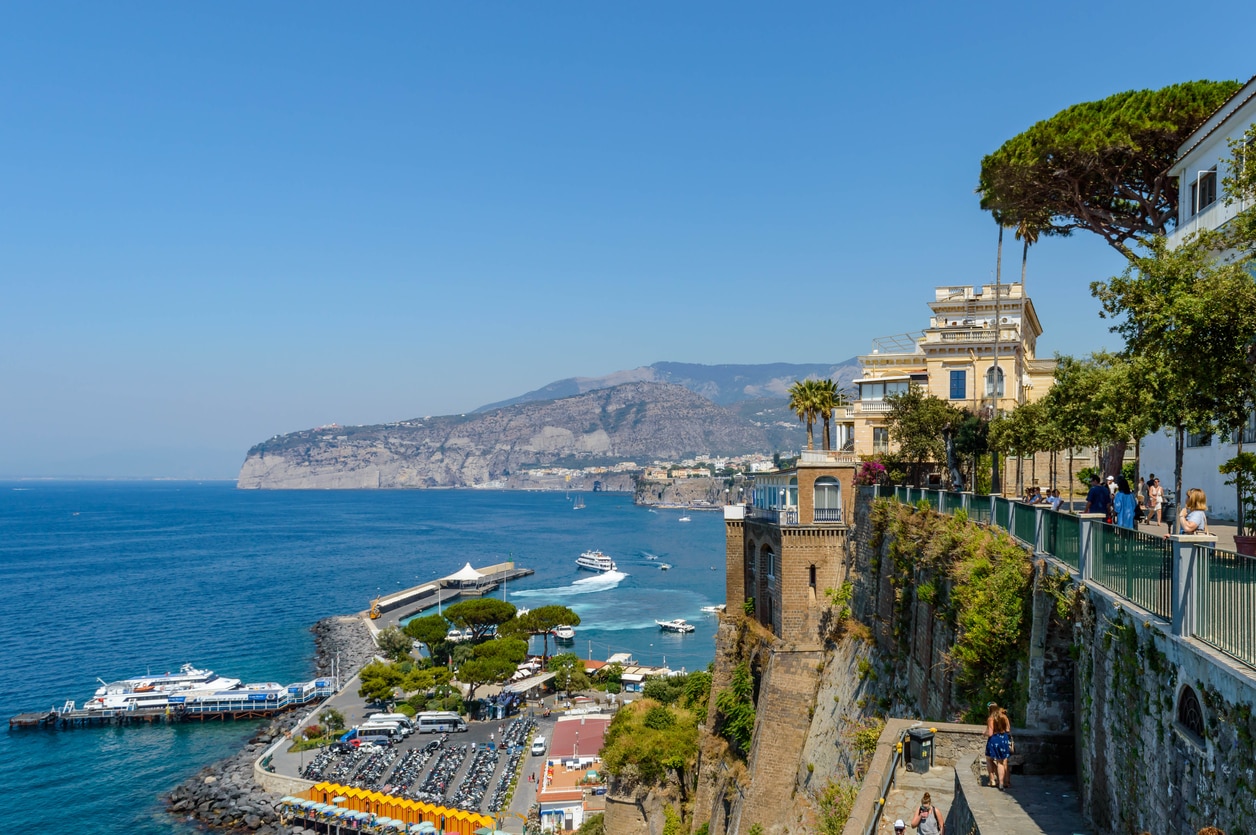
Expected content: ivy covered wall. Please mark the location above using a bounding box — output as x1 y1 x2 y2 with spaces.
1076 591 1256 835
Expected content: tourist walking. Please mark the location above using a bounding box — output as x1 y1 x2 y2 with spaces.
1084 474 1110 518
1178 488 1212 535
1113 476 1136 528
984 703 1012 790
1149 477 1164 528
911 792 944 834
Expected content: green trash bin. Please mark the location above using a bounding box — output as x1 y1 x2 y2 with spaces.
907 727 934 774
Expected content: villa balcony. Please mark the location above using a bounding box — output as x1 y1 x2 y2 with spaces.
927 326 1021 345
857 401 894 414
799 449 857 465
746 506 799 526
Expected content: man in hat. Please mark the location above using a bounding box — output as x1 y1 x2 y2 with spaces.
894 820 906 833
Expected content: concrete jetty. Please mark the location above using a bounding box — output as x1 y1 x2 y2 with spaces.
369 561 533 629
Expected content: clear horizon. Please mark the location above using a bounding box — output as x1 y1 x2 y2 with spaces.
3 2 1254 478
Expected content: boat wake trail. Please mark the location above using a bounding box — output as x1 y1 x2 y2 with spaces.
512 570 627 599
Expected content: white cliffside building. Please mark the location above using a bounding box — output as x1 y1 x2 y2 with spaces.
1142 75 1256 518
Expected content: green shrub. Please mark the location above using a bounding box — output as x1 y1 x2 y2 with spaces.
715 662 756 759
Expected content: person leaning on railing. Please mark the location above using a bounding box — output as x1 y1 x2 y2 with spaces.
1177 488 1213 536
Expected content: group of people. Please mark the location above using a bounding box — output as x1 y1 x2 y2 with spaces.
1082 473 1212 536
1021 486 1063 510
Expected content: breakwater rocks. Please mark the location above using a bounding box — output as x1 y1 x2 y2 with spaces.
166 614 375 833
312 614 377 676
168 718 295 834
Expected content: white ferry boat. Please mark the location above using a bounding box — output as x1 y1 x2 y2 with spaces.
575 549 617 573
656 619 696 633
552 624 576 642
85 664 242 711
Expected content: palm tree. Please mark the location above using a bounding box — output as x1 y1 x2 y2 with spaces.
788 379 820 451
814 379 840 451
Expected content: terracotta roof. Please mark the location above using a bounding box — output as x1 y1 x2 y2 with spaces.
549 716 610 758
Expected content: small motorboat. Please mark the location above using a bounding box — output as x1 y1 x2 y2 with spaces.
659 563 671 571
552 625 576 642
656 619 696 633
678 515 692 522
700 604 726 614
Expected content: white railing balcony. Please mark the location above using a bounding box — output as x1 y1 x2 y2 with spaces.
931 327 1020 344
858 400 894 414
813 507 844 524
799 449 858 464
746 506 800 526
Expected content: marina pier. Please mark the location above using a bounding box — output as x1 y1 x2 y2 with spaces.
370 561 533 626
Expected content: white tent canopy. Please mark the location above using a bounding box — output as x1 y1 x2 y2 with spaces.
448 562 485 585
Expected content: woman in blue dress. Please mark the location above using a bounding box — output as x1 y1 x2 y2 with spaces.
984 703 1012 789
1113 475 1136 528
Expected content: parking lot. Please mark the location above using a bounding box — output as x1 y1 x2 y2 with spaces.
295 713 557 819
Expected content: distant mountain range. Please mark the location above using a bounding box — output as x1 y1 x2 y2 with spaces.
476 361 859 410
237 360 860 489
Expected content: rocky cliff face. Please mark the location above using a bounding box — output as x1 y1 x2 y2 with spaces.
238 382 775 489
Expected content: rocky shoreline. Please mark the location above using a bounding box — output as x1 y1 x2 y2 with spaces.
166 614 376 834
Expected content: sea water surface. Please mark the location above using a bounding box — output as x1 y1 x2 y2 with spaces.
0 483 725 833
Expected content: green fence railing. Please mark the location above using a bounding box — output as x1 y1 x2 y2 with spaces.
1012 502 1038 546
992 497 1014 530
1092 522 1171 619
969 496 992 525
1044 512 1080 570
867 487 1256 672
1196 546 1256 668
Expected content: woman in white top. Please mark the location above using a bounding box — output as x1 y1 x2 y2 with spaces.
1178 488 1210 535
1149 478 1164 527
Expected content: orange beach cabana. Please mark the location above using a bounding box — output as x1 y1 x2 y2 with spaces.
305 782 494 835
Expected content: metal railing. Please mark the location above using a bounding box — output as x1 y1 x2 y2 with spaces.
1044 512 1080 570
1092 522 1172 620
1012 502 1038 545
867 486 1256 672
1196 545 1256 668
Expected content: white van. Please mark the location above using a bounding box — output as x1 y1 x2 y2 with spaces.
531 736 547 756
415 711 468 733
356 723 403 745
368 713 415 735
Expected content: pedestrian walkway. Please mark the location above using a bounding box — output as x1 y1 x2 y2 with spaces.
882 764 955 833
949 757 1091 835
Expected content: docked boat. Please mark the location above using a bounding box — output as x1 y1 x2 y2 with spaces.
552 625 576 642
85 664 242 711
656 619 696 633
575 549 617 573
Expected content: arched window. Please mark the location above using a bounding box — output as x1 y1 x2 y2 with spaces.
985 365 1005 397
761 545 776 579
814 477 842 523
1177 685 1205 740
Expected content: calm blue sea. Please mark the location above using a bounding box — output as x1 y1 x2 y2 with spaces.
0 483 725 833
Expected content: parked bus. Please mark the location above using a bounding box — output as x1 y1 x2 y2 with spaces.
415 711 467 733
367 713 415 735
356 721 404 744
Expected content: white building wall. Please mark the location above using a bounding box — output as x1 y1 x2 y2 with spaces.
1167 78 1256 248
1140 430 1239 520
1140 77 1256 514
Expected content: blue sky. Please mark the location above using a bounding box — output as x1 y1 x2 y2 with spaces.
2 2 1254 478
